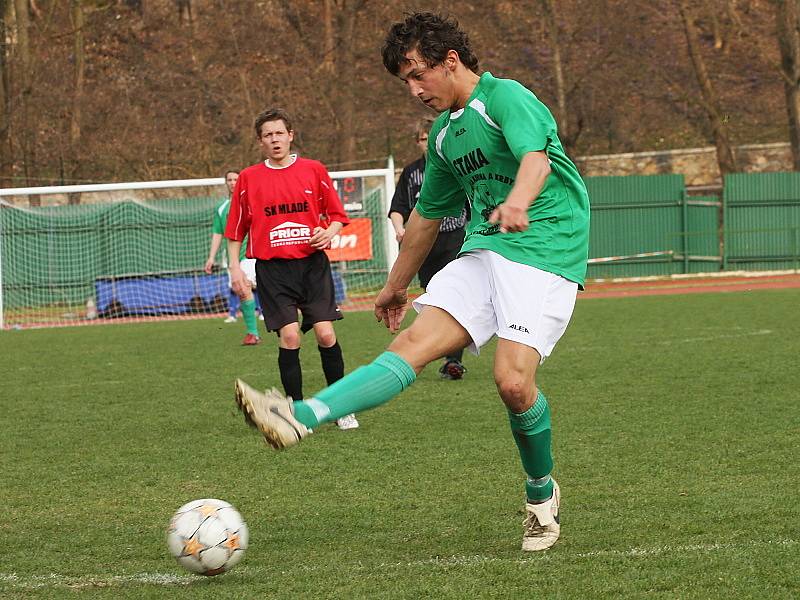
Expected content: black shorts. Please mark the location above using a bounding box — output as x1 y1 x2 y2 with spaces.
418 228 465 289
255 252 343 333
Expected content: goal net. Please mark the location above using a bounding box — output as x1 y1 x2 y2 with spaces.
0 164 397 329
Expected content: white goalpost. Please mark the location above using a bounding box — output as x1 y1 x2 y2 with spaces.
0 160 396 330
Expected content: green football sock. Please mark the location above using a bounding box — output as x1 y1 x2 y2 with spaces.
508 390 554 502
240 298 259 336
292 351 416 428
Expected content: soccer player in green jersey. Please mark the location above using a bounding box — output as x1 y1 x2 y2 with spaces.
204 169 261 346
233 12 590 551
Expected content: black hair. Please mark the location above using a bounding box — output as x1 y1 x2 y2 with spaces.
381 12 479 76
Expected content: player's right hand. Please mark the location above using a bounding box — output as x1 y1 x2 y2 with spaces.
203 259 214 274
229 266 248 299
374 285 409 333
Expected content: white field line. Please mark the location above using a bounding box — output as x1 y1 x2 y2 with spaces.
655 329 772 345
3 539 795 589
564 329 773 354
0 572 194 591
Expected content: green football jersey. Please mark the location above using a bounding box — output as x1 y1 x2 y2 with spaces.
212 198 248 261
416 72 590 287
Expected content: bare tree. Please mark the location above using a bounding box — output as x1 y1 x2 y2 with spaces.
537 0 582 154
334 0 364 166
278 0 367 167
176 0 192 23
67 0 86 203
10 0 38 203
0 0 11 187
774 0 800 170
678 0 739 176
322 0 335 73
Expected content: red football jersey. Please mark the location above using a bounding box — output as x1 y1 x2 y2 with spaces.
225 156 350 260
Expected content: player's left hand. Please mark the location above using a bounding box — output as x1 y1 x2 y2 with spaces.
374 285 409 333
309 226 335 249
489 202 529 233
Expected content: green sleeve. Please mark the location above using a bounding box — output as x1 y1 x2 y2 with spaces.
489 80 557 161
211 202 226 235
416 122 468 219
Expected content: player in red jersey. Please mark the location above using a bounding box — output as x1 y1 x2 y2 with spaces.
226 108 358 430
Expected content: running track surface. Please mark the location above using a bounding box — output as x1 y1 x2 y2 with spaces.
6 272 800 329
578 273 800 299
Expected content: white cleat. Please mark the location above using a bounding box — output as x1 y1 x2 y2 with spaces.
522 480 560 551
335 413 359 430
234 378 310 450
223 316 237 323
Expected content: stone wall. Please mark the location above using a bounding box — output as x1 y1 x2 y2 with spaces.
575 142 794 187
2 142 796 206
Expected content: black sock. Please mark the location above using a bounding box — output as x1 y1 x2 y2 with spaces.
446 347 464 363
278 347 303 400
318 342 344 385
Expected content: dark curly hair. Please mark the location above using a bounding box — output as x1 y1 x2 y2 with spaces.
381 12 479 76
254 108 293 138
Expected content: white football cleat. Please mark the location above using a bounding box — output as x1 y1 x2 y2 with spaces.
223 316 237 323
335 413 359 430
522 480 560 551
234 379 310 449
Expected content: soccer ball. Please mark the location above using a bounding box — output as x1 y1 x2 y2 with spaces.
166 498 249 576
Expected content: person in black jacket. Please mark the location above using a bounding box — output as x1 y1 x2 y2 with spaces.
388 117 468 380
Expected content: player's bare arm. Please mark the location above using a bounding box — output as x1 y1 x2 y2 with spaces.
489 151 551 233
205 233 224 273
227 239 248 297
374 209 441 332
309 221 344 250
389 211 406 242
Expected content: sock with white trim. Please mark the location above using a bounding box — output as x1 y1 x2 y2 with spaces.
508 390 554 502
292 351 416 428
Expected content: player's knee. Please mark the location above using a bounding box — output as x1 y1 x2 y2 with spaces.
280 330 302 349
494 375 535 413
315 330 337 348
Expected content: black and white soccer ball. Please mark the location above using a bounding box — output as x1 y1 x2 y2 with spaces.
166 498 248 576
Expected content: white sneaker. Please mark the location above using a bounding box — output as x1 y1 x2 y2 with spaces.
234 379 310 449
335 414 359 430
258 314 265 321
223 316 237 323
522 480 560 551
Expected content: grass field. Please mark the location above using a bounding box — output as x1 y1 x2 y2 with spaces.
1 289 799 598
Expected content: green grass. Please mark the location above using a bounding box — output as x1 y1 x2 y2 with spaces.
1 289 799 598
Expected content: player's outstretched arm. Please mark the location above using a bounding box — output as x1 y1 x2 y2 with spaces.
374 209 440 332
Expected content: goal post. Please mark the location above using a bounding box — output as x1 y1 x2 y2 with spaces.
0 160 397 330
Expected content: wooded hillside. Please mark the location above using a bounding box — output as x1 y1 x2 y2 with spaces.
0 0 795 188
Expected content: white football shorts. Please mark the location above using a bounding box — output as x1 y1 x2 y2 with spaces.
227 258 257 289
412 249 578 363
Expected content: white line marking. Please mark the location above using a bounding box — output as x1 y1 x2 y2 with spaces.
0 572 194 591
2 539 795 589
564 329 773 353
660 329 772 345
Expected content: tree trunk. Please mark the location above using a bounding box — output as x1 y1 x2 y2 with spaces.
322 0 335 73
221 2 254 168
68 0 85 202
13 0 35 201
775 0 800 171
678 0 739 177
335 0 364 167
538 0 578 153
0 0 11 187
